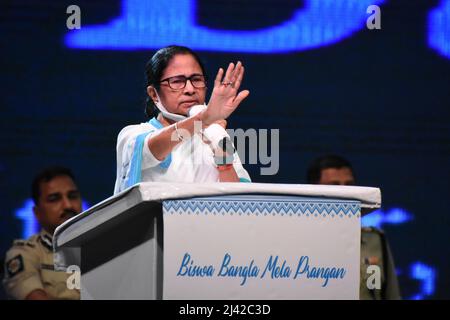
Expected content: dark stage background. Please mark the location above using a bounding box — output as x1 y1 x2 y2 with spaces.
1 0 449 299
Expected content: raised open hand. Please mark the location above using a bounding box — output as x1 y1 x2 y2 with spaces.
202 61 250 125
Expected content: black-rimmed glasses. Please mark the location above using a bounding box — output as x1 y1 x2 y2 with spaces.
160 74 207 90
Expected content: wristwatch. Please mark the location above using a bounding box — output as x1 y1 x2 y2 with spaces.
214 137 235 166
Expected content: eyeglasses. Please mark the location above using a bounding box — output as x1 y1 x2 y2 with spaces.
160 74 207 90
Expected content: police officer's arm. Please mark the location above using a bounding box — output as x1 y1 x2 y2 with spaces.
3 245 48 300
381 235 402 299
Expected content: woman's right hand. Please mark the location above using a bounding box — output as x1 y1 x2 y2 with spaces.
201 61 250 126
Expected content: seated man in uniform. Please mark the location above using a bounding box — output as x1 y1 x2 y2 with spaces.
307 154 401 300
3 166 82 300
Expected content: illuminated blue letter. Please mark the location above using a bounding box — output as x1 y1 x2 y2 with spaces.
65 0 385 53
428 0 450 59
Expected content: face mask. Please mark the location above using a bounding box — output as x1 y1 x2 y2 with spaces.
188 104 207 117
154 91 206 122
154 90 186 122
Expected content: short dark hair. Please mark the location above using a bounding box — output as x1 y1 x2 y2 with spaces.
306 154 354 184
144 45 207 118
31 166 76 204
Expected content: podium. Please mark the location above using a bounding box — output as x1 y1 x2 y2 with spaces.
53 182 381 300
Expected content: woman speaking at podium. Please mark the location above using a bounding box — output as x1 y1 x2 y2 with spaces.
114 45 251 194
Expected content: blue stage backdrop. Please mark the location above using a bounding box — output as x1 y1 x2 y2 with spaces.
1 0 449 299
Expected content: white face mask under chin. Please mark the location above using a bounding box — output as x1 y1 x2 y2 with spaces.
154 91 206 122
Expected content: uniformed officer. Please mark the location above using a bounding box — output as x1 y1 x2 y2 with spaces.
307 154 402 300
3 166 82 300
360 226 401 299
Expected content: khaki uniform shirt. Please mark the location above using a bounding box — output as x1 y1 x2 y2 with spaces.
3 229 80 300
359 227 402 300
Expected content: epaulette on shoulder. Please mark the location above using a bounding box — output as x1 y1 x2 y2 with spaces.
12 239 36 249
